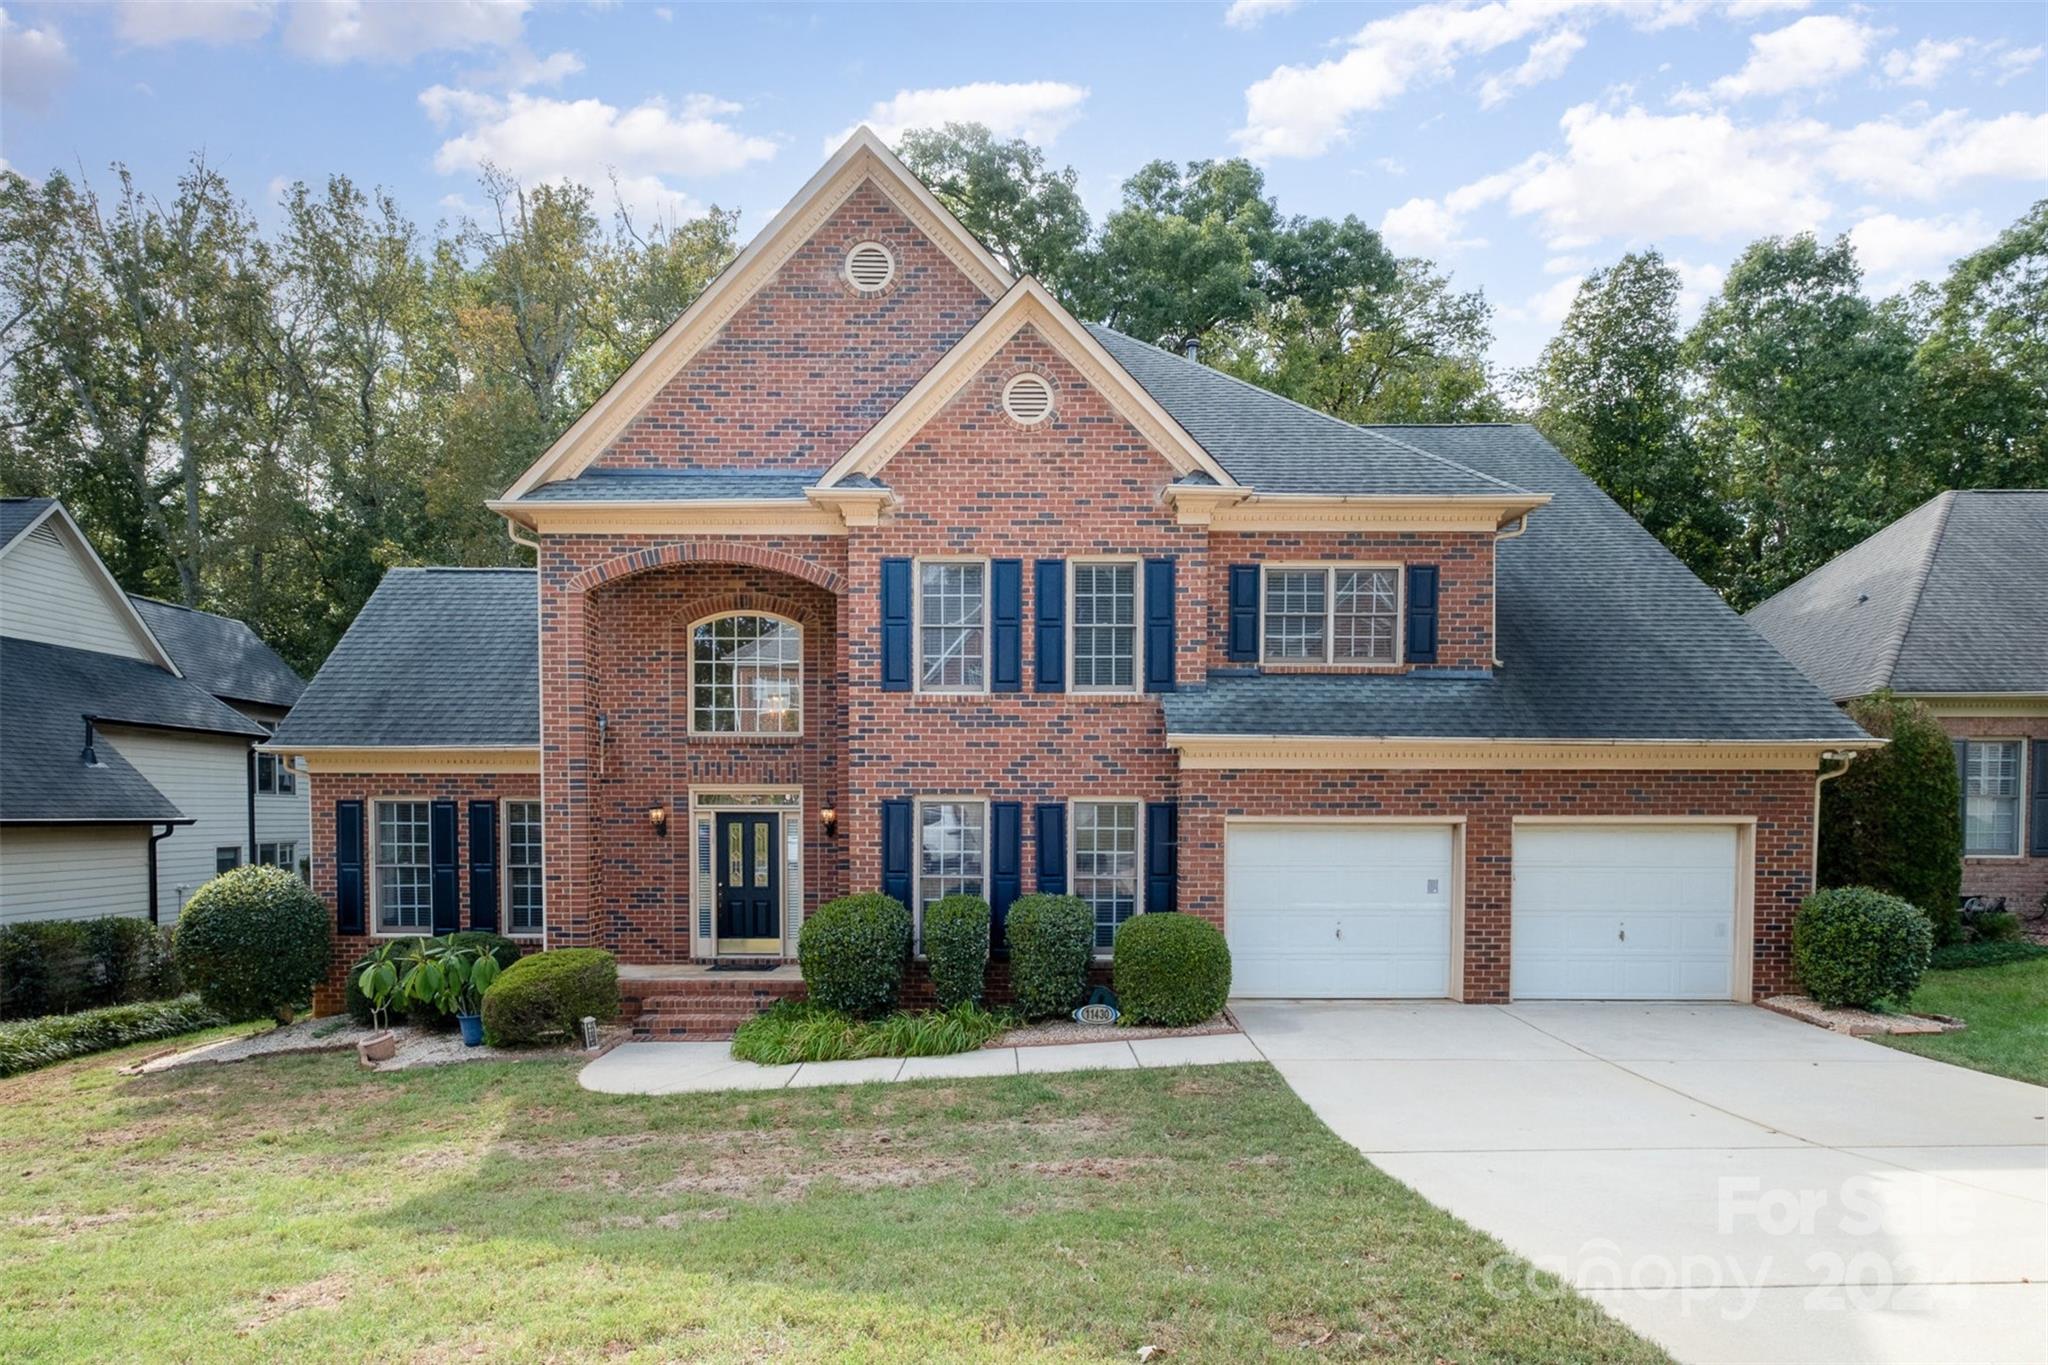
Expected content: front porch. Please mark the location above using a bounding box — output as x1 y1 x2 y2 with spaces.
618 961 807 1040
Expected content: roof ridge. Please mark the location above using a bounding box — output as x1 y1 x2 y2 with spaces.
1087 323 1533 496
1878 489 1957 690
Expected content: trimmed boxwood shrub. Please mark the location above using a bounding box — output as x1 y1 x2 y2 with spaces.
1114 913 1231 1026
342 931 523 1025
479 948 619 1046
0 917 179 1020
172 867 331 1023
0 995 226 1077
798 892 912 1017
1006 893 1092 1020
1793 886 1935 1009
1819 693 1962 943
923 894 991 1009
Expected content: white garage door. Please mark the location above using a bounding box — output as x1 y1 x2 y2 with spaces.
1512 824 1738 1000
1225 823 1453 998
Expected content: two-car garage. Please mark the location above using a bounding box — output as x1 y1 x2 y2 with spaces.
1224 820 1746 1002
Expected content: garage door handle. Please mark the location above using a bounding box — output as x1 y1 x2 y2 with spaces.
1618 928 1626 941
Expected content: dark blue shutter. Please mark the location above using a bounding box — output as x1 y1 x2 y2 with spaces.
1227 564 1259 661
990 802 1021 955
1954 739 1969 841
1405 564 1440 664
1034 559 1065 691
1144 557 1177 693
1034 802 1067 894
881 798 913 909
467 800 498 932
429 800 459 936
2031 741 2048 857
334 800 365 935
1145 801 1178 914
881 557 912 692
991 559 1022 692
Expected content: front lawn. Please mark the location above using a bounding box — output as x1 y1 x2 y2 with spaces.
0 1042 1664 1363
1878 957 2048 1086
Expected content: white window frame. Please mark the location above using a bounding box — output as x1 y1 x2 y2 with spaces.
1259 562 1404 667
1068 556 1143 694
685 610 805 737
372 797 433 937
502 798 546 940
1070 797 1144 957
913 556 991 695
1961 738 2026 859
256 841 296 869
913 795 990 950
255 752 296 796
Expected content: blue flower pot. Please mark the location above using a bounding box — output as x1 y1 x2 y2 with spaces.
458 1013 484 1047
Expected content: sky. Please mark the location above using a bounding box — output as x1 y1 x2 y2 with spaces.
2 0 2045 370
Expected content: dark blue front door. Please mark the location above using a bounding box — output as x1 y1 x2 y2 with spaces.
716 812 780 952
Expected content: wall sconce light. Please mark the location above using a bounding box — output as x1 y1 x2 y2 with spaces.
648 804 668 837
820 804 838 836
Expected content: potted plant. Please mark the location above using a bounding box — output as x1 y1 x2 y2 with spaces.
353 942 404 1064
398 939 502 1046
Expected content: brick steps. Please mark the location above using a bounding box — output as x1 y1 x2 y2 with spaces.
621 972 805 1041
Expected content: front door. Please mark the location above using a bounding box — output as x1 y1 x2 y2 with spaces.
716 812 781 954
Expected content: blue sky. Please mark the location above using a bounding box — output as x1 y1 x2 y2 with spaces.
3 0 2044 368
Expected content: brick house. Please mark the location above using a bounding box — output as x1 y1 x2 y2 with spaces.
269 130 1876 1027
1748 490 2048 914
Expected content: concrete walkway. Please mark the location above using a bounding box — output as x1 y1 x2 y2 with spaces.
1234 1000 2048 1365
579 1031 1263 1095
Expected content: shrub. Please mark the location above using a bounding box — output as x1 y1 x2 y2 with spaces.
1006 893 1093 1019
0 995 226 1077
730 998 1009 1065
797 893 912 1017
1793 886 1935 1009
923 894 991 1009
171 867 331 1023
0 917 179 1020
1964 909 2023 944
1819 693 1962 943
1113 913 1231 1026
479 948 618 1046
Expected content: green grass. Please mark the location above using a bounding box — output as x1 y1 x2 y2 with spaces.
1877 957 2048 1085
731 999 1013 1065
0 1037 1665 1363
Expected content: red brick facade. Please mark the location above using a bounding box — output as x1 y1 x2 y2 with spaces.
1940 712 2048 911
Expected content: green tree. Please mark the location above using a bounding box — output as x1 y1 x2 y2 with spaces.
896 123 1091 299
1818 693 1963 943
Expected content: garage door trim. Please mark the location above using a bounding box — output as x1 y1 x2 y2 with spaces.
1511 816 1756 1003
1224 816 1467 1001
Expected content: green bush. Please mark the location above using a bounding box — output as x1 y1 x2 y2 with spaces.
0 995 226 1077
0 917 178 1020
923 895 991 1009
797 893 912 1017
730 998 1009 1065
172 867 331 1023
479 948 618 1046
1819 693 1962 943
1930 939 2048 972
1006 893 1093 1019
1793 886 1935 1009
342 931 522 1025
1964 910 2023 944
1113 913 1231 1026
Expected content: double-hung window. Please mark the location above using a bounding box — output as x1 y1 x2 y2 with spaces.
505 800 544 936
1071 561 1138 691
691 614 802 733
256 752 296 795
256 841 296 869
918 561 987 691
1263 565 1400 665
916 799 986 946
1073 800 1140 952
1961 740 2023 857
375 800 432 933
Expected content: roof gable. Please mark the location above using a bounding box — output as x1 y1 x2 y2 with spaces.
127 595 306 710
0 501 178 673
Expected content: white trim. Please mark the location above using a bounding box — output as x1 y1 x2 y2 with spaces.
500 798 545 942
684 610 806 738
1959 737 2028 860
1001 371 1055 426
369 797 433 937
689 786 805 958
912 556 992 695
912 795 991 949
1169 735 1883 771
844 239 896 293
1258 562 1404 669
1 502 182 674
1069 796 1144 957
1067 556 1143 695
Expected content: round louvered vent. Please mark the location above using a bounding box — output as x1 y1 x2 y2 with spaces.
844 241 895 293
1002 372 1054 426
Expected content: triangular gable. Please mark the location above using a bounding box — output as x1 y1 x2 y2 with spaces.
0 501 181 674
499 127 1016 501
817 278 1238 488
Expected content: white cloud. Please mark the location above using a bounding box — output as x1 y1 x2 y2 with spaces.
1847 211 1987 288
114 0 274 46
1880 37 1968 88
284 0 528 64
1698 14 1879 102
1992 44 2044 84
830 81 1089 153
1381 197 1484 254
1223 0 1298 29
1479 28 1586 107
1722 0 1810 18
1671 257 1727 321
1543 253 1594 274
1374 156 1407 175
1823 109 2048 199
1 6 73 110
466 45 584 90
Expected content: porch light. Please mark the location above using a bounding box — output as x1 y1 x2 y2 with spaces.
648 804 668 836
820 805 838 836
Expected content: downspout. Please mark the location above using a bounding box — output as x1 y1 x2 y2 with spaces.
247 743 258 866
506 518 540 554
147 823 175 926
1811 750 1858 890
1491 512 1533 669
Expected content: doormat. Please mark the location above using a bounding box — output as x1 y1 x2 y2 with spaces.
709 960 781 972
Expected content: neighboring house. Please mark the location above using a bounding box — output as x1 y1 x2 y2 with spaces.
270 130 1873 1023
1748 490 2048 911
0 498 309 925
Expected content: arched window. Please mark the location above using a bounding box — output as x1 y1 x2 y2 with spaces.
690 614 802 734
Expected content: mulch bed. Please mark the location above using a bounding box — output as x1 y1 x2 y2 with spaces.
1760 994 1964 1036
990 1009 1241 1049
126 1017 624 1074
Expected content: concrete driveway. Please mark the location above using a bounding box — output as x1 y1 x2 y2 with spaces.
1234 1001 2047 1365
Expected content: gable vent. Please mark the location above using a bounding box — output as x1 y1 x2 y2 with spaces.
845 241 895 293
1002 372 1054 426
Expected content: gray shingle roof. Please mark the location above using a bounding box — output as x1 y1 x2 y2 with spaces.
1746 490 2048 700
270 568 538 748
1087 325 1532 497
1165 425 1869 743
0 636 266 822
128 596 305 710
0 497 55 550
522 469 819 501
